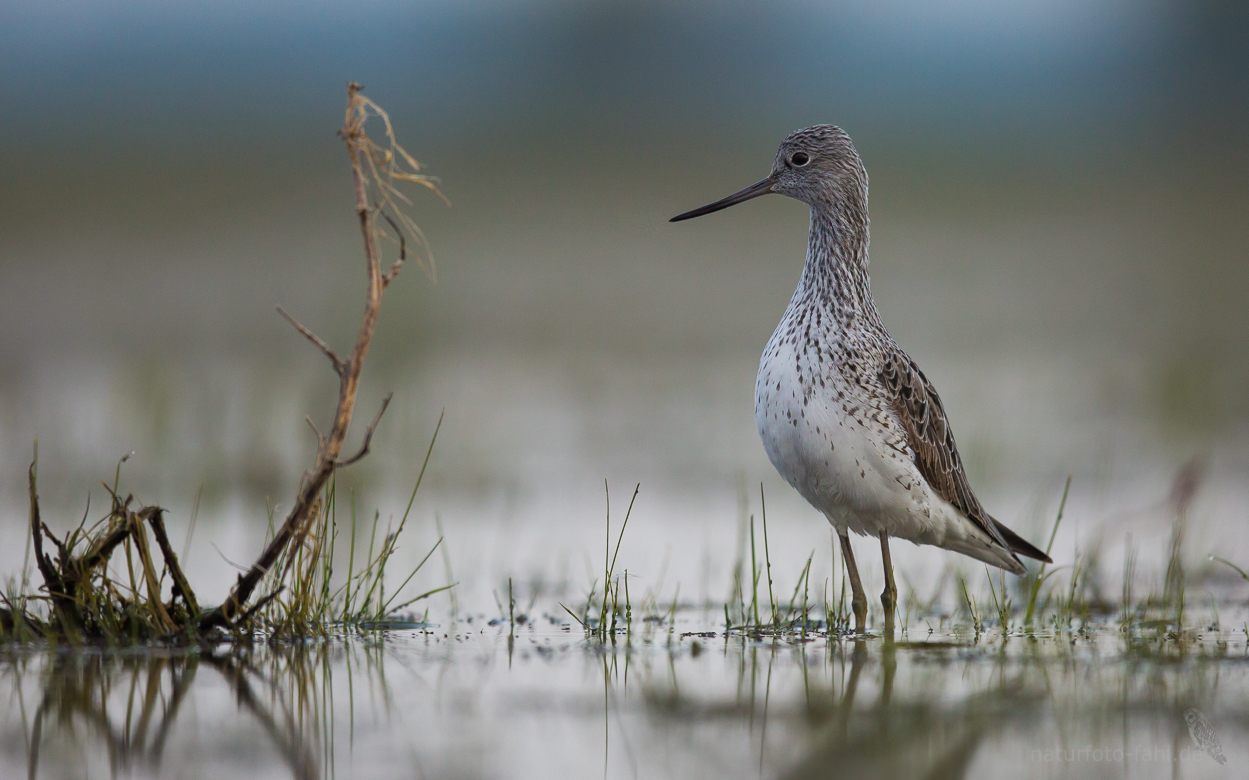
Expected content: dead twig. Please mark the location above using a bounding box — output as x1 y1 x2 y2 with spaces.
144 508 201 618
198 82 430 633
235 587 285 629
304 418 324 451
339 393 392 467
75 521 131 574
29 443 82 631
276 307 346 376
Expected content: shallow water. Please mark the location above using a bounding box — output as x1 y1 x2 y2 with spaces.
4 607 1248 779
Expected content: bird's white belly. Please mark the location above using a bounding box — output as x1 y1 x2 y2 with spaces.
754 337 946 544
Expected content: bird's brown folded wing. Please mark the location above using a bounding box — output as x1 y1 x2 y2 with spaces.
879 348 1010 550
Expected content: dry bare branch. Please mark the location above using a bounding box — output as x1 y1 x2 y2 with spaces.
28 443 88 632
74 521 131 574
235 587 285 628
303 417 325 454
198 82 435 634
276 307 345 376
144 508 201 617
339 393 393 467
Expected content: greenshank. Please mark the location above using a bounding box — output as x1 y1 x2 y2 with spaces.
671 125 1050 634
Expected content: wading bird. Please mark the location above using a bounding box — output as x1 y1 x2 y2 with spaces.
671 125 1049 635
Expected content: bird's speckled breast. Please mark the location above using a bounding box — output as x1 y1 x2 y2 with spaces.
753 303 935 540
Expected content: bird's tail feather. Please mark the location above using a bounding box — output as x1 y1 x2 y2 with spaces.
943 535 1026 575
990 517 1052 563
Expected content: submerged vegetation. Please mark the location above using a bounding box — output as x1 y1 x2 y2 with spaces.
4 83 450 644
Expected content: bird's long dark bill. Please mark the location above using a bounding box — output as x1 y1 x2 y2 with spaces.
669 177 774 222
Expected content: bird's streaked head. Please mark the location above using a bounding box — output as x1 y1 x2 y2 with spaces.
670 124 867 222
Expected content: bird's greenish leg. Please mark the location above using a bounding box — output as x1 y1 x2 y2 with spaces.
879 531 898 637
838 530 868 634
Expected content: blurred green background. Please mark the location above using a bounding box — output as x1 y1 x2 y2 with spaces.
1 1 1246 600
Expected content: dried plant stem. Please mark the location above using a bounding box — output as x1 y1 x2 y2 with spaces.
199 82 402 633
29 442 80 631
145 509 199 617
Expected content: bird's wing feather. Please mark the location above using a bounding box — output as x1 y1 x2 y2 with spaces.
879 347 1016 554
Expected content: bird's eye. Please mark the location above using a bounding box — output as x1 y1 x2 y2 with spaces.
791 152 810 167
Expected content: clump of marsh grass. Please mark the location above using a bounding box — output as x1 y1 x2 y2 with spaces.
12 417 450 644
1131 459 1205 634
958 574 983 636
1120 536 1141 630
550 463 1215 648
562 483 640 643
564 482 831 644
7 444 205 642
985 568 1012 632
1022 475 1071 628
825 534 851 635
1161 503 1188 627
6 83 449 644
719 486 825 638
249 416 453 639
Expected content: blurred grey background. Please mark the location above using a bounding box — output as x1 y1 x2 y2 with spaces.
1 0 1246 602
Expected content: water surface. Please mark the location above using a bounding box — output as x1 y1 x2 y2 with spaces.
4 606 1247 779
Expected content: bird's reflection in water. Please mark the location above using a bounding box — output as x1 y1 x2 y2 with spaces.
638 633 1241 780
783 639 1001 780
